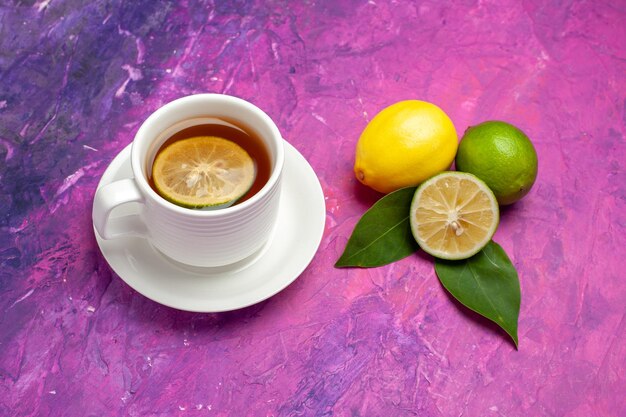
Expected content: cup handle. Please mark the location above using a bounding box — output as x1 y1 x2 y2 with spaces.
93 178 148 239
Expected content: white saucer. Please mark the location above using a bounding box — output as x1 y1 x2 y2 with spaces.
93 141 326 312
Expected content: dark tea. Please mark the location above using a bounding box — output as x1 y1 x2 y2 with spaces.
149 120 272 209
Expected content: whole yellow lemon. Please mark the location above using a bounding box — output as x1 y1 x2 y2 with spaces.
354 100 458 194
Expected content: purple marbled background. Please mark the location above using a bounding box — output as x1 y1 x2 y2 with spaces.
1 0 625 416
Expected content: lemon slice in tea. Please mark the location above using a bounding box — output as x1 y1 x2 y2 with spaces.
410 172 499 260
152 136 255 209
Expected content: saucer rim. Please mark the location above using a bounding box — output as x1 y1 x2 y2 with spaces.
93 141 326 312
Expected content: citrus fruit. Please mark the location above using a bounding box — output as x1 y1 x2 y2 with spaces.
354 100 458 194
455 121 538 205
410 171 499 260
152 136 255 209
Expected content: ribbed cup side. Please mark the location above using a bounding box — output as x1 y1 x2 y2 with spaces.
144 179 282 267
129 94 285 267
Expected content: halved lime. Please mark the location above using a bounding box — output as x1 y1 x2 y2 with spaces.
152 136 255 209
410 172 499 260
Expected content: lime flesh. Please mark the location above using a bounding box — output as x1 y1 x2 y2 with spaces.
410 172 499 260
152 136 255 209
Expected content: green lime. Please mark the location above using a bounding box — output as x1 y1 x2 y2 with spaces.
152 136 255 209
455 121 538 205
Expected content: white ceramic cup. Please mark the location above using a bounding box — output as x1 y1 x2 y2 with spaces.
93 94 284 267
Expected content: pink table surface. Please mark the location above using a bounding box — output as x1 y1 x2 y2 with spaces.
1 1 624 416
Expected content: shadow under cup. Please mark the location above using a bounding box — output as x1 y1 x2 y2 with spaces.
128 94 285 267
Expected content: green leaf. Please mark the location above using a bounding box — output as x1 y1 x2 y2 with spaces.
335 187 419 268
434 241 521 347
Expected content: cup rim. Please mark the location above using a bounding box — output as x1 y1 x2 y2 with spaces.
130 93 285 216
